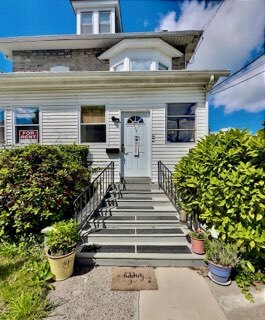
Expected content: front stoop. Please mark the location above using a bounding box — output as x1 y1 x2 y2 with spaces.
76 178 205 267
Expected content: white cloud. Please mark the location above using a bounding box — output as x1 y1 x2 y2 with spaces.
156 0 265 114
219 127 234 131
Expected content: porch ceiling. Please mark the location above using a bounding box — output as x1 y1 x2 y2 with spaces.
0 70 229 93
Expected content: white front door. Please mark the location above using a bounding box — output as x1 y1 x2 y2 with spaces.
121 112 150 177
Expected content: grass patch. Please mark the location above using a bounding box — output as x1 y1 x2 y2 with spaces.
0 241 54 320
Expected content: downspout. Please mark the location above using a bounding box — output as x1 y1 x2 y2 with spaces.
205 75 214 135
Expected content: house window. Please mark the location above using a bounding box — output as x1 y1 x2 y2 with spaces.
15 107 40 144
113 62 124 71
99 11 111 33
158 62 168 70
0 108 5 145
81 106 106 143
167 103 196 143
131 59 152 71
81 12 93 34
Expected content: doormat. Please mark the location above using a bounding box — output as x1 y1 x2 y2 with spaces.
111 267 158 291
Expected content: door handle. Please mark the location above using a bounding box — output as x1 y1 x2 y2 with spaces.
121 144 125 153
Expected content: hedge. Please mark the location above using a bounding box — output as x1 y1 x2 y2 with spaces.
174 129 265 257
0 144 90 238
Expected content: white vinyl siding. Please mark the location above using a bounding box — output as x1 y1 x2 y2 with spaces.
0 87 207 181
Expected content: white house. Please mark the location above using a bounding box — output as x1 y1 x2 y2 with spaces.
0 0 229 182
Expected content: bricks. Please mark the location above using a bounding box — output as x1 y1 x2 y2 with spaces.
13 49 109 72
172 55 185 70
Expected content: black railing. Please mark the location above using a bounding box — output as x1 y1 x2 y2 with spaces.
73 162 114 230
158 161 177 208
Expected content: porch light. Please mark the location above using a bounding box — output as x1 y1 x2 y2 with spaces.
111 116 120 123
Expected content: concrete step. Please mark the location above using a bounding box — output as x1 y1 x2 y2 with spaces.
117 184 160 191
97 209 177 215
88 215 179 228
81 226 188 244
76 243 205 267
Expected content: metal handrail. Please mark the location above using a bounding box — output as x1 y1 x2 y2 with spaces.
157 161 177 208
158 160 199 230
73 161 114 230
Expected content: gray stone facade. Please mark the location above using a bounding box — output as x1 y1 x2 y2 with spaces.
13 48 185 72
172 55 186 70
13 49 109 72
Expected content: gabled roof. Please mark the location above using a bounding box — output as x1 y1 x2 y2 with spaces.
98 38 183 60
0 31 202 63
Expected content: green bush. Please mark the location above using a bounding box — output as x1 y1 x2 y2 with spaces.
0 144 90 238
174 129 265 255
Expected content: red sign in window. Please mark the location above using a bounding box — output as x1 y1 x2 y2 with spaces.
19 130 38 143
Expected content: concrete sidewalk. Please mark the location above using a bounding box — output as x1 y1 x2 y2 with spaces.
46 266 264 320
139 268 227 320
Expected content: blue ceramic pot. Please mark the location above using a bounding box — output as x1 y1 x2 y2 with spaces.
208 260 232 284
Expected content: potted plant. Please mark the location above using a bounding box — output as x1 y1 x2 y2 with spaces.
205 238 239 285
45 219 79 281
189 229 208 254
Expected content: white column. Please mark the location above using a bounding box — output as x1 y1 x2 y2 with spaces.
124 57 130 71
76 10 81 35
93 10 99 34
111 9 115 33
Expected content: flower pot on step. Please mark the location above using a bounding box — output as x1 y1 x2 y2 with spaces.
47 250 76 281
191 237 205 254
208 260 232 284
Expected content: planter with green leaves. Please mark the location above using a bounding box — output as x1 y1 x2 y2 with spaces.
205 238 239 284
189 229 207 254
45 219 79 281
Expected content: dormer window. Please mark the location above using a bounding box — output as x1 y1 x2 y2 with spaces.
81 12 93 34
99 11 111 33
71 0 121 35
131 59 152 71
98 39 183 72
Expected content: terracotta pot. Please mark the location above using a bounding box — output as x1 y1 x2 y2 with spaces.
191 237 205 254
47 250 76 281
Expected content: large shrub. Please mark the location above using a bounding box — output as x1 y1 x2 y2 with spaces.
174 129 265 255
0 144 90 238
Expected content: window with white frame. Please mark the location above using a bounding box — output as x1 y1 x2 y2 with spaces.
0 108 5 145
158 62 168 70
99 11 111 33
167 103 196 143
81 12 93 34
131 59 152 71
15 107 40 144
81 106 106 143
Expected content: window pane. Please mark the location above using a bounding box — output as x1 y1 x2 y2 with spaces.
0 128 4 144
158 62 168 70
81 25 93 34
131 60 152 71
168 103 196 116
167 130 195 143
15 126 39 144
15 107 39 125
81 13 93 34
99 12 110 23
113 62 124 71
81 13 92 24
99 23 110 33
99 11 110 33
81 106 105 124
0 108 4 126
167 117 195 130
81 125 106 143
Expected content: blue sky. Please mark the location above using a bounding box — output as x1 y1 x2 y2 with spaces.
0 0 264 133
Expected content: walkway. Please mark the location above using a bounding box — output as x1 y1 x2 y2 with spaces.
45 266 265 320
